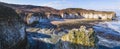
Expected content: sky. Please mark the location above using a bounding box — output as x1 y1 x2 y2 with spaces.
0 0 120 10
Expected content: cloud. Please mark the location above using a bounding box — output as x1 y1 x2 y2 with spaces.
0 0 9 2
0 0 120 10
42 0 73 9
119 8 120 10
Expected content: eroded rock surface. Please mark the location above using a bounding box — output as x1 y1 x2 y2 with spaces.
55 26 98 49
0 5 28 49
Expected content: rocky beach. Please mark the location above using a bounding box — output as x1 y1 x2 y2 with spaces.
0 1 119 49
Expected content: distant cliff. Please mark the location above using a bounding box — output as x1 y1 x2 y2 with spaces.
25 8 115 25
0 2 116 24
60 8 116 20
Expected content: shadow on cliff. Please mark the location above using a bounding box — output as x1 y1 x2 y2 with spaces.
27 32 55 49
27 32 51 38
29 39 55 49
30 22 57 29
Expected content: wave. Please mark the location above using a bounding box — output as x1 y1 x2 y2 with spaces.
98 36 120 48
94 16 120 48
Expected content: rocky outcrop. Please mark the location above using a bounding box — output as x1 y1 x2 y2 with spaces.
21 8 116 21
25 12 51 25
55 26 98 49
25 13 40 25
26 8 116 24
0 5 28 49
24 9 116 24
60 8 116 20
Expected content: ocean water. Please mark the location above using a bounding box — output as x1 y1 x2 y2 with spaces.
94 15 120 49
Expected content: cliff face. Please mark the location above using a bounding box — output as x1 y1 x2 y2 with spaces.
24 9 115 24
0 5 28 49
60 8 116 20
26 9 116 24
0 2 116 25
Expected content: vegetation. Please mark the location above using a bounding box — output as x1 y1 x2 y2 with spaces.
61 26 98 48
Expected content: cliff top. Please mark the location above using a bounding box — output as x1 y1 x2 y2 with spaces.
0 2 115 15
0 4 20 21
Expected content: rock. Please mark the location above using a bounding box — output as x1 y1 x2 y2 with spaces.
0 2 116 23
0 5 28 49
60 8 116 20
25 13 40 25
55 26 98 49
